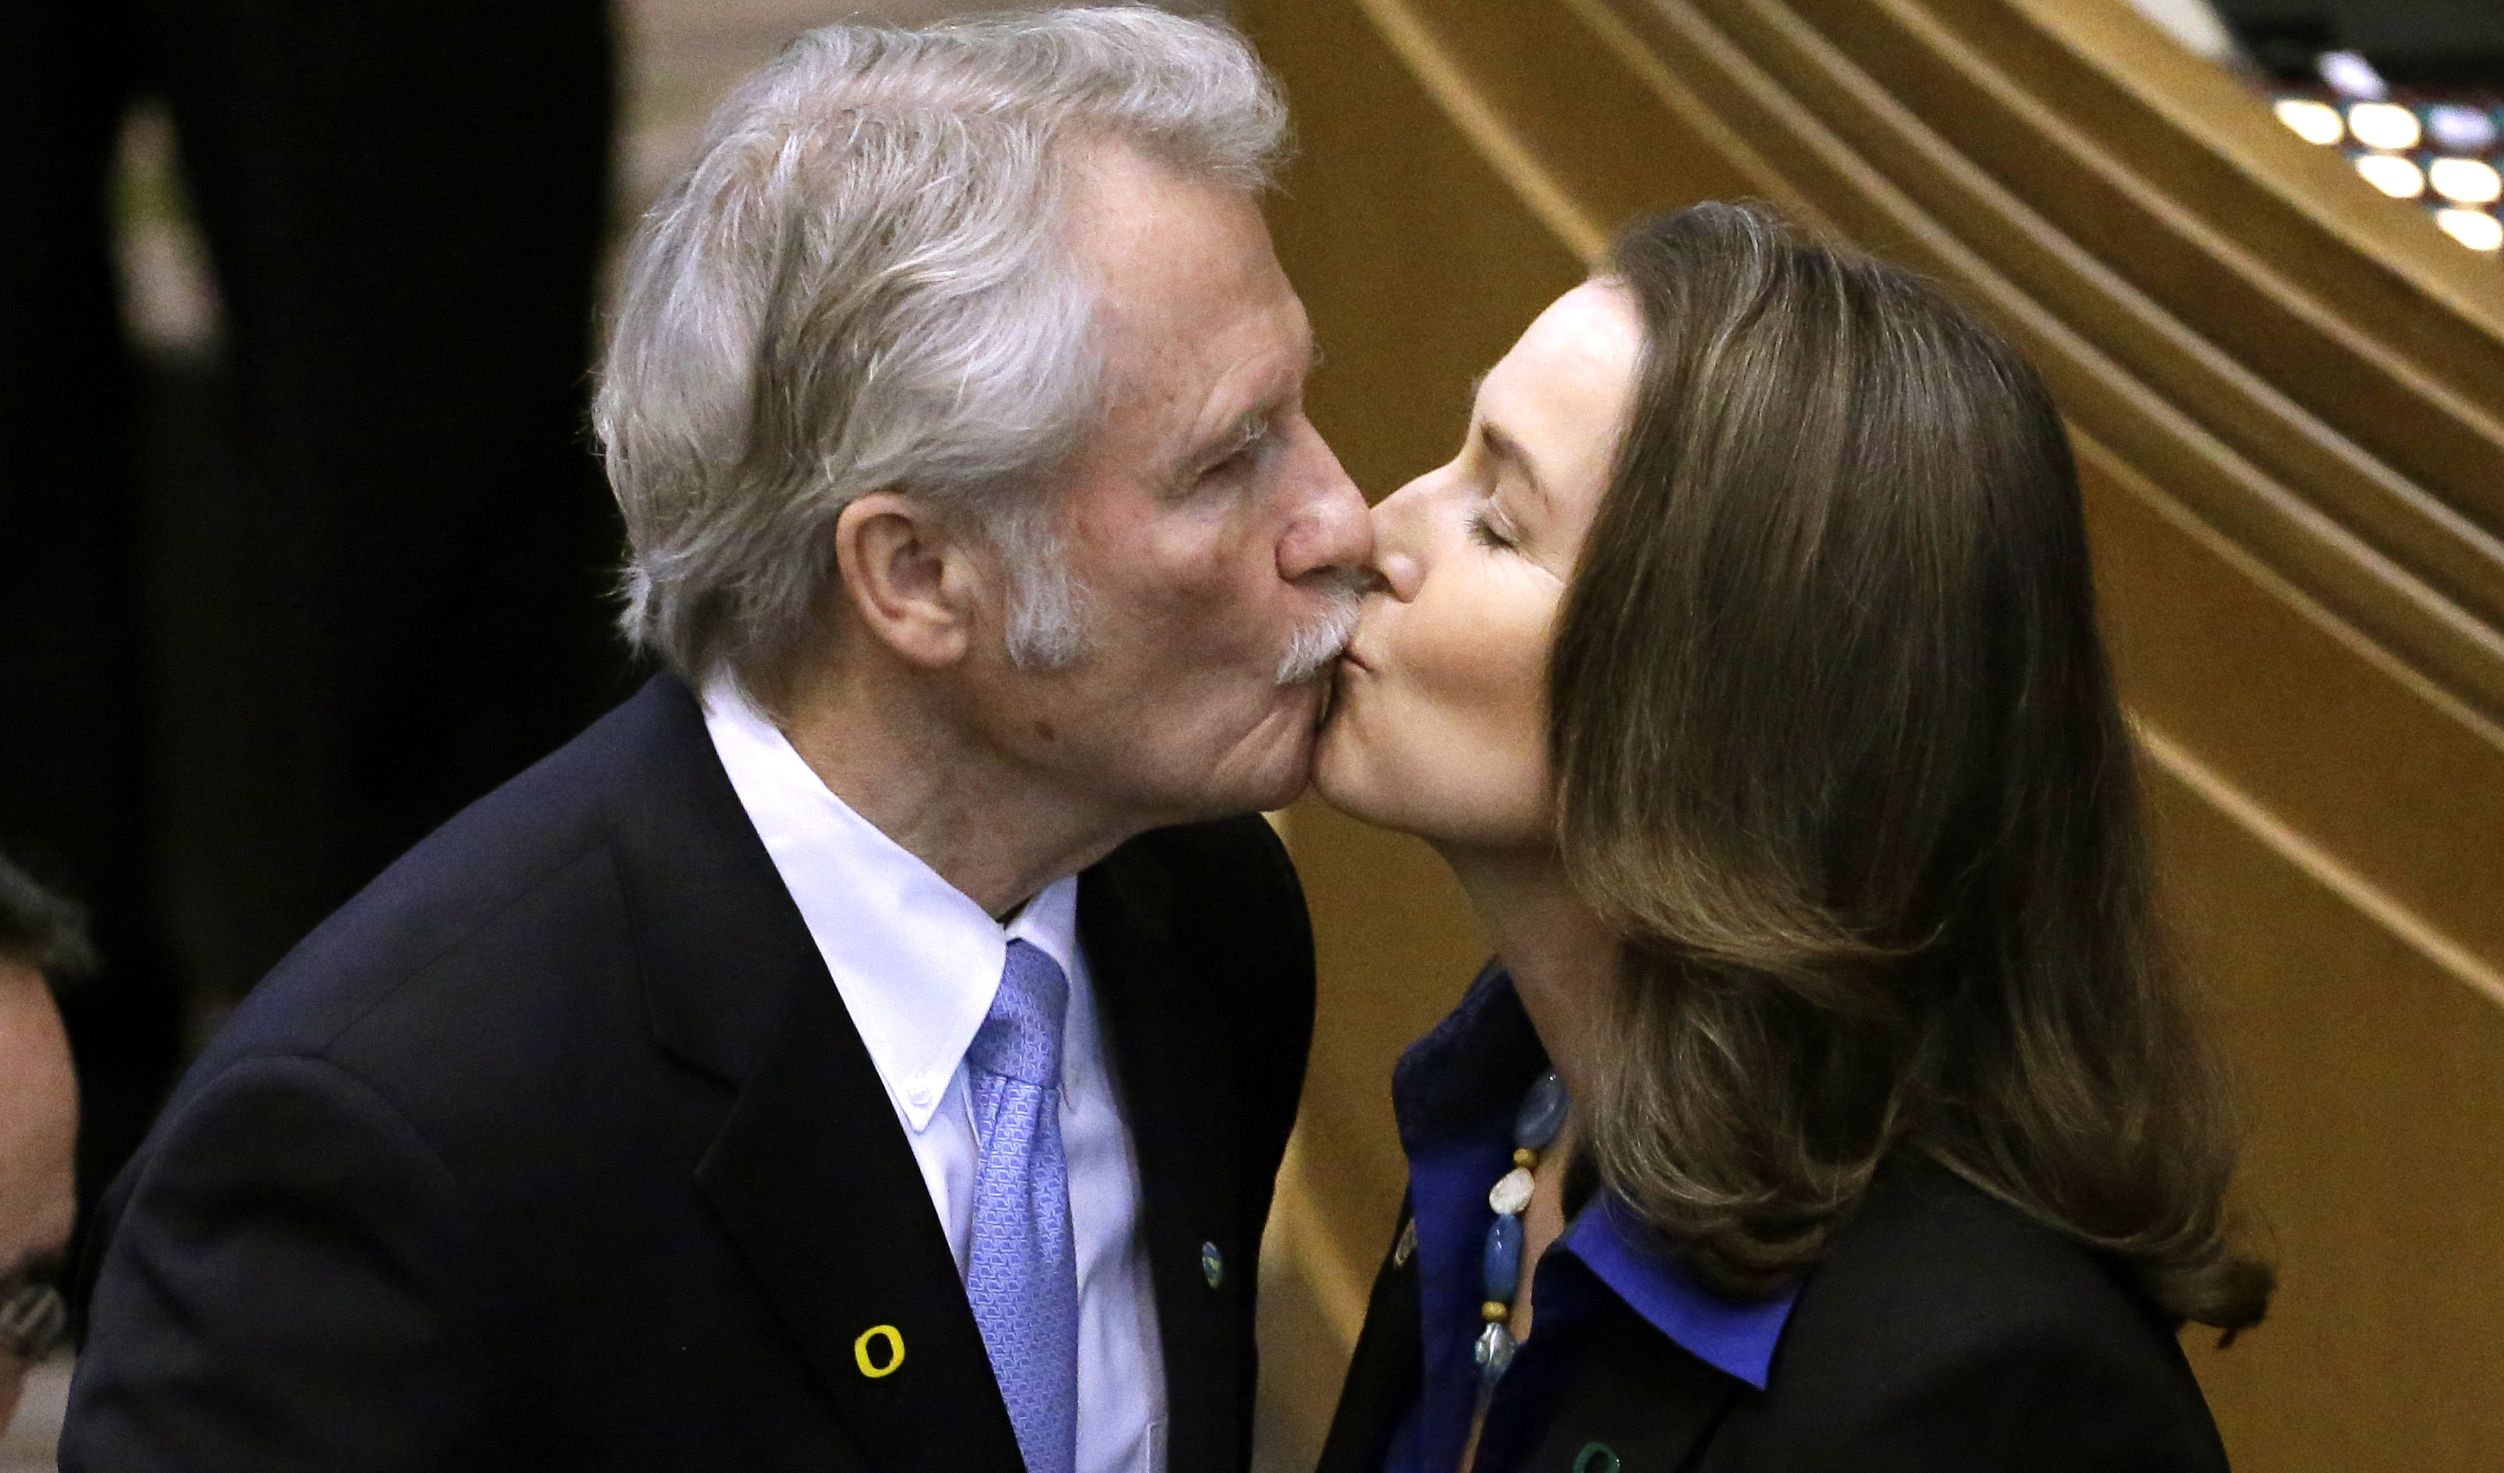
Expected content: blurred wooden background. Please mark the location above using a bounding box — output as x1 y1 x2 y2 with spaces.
1239 2 2504 1471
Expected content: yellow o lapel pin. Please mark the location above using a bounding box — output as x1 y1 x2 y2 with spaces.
853 1324 906 1379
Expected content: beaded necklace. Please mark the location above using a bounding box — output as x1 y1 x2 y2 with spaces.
1474 1069 1569 1389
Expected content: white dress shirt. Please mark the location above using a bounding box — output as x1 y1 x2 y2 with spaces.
703 677 1168 1473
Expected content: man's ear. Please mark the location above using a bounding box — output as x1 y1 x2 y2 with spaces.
831 492 992 669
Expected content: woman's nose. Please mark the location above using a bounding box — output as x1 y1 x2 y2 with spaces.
1368 479 1431 602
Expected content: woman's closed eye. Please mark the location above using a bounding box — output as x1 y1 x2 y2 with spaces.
1468 507 1520 551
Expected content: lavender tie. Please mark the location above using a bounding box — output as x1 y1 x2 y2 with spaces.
964 940 1079 1473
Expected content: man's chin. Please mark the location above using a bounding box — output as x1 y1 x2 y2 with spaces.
1243 738 1319 816
1233 696 1327 814
1143 688 1331 824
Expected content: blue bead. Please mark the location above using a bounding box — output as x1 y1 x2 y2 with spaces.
1482 1211 1524 1301
1474 1322 1517 1383
1514 1071 1569 1151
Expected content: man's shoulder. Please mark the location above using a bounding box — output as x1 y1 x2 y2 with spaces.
183 677 717 1093
1093 813 1308 967
1108 811 1300 903
1085 813 1314 1076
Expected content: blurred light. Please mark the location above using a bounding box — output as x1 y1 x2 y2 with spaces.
2347 103 2422 152
2319 51 2388 101
2275 98 2345 146
2355 153 2427 199
2435 208 2503 252
2426 104 2499 154
2429 157 2504 206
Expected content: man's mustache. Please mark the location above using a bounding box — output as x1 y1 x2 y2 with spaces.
1276 568 1372 686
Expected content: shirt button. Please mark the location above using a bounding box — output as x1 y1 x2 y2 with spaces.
907 1081 934 1108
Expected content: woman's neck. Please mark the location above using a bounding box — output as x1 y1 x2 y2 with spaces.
1435 843 1621 1106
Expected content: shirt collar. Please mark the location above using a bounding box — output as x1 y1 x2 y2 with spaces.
700 674 1077 1132
1390 961 1551 1157
1392 965 1801 1390
1556 1193 1799 1390
1003 866 1082 982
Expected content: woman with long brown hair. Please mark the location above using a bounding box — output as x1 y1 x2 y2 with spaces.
1314 202 2270 1472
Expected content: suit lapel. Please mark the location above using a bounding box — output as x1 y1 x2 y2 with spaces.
1530 1299 1744 1472
1317 1203 1426 1473
694 977 1025 1473
1082 843 1245 1473
1320 1213 1743 1473
608 676 1023 1473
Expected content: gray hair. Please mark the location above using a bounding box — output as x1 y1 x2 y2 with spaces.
596 6 1290 682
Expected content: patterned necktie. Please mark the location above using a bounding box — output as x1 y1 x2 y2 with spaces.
964 939 1079 1473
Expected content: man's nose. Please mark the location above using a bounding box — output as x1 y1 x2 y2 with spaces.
1276 422 1374 583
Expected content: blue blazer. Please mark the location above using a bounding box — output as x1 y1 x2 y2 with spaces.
65 674 1315 1473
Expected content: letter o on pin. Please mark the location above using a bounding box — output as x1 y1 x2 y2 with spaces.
854 1325 906 1379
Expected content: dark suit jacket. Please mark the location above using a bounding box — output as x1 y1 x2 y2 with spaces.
1321 1160 2231 1473
64 674 1315 1473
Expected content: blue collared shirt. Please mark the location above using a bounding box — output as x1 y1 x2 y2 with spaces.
1382 966 1800 1473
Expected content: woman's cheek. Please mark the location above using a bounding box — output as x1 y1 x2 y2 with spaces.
1412 575 1549 739
1403 574 1557 840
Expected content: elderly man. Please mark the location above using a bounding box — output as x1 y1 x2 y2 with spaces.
0 854 86 1436
66 11 1368 1472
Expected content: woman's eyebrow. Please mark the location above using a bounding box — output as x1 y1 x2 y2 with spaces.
1478 421 1554 510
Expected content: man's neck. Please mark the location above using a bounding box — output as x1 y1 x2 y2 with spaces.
760 657 1141 919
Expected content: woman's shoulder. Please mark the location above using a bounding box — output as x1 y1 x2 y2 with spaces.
1801 1155 2175 1350
1721 1156 2227 1472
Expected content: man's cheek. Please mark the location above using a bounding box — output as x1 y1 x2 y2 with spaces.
1147 563 1276 655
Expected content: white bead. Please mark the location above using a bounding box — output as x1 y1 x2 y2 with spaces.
1488 1166 1534 1216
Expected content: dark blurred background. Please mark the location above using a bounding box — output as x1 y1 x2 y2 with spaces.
1 0 625 1228
2217 0 2504 85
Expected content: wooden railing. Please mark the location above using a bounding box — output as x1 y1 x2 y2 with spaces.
1238 2 2504 1469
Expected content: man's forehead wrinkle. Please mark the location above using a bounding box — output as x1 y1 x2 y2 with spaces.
1168 321 1301 445
1061 151 1302 486
1088 279 1292 402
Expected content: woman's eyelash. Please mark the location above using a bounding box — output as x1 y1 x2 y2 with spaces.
1468 511 1517 550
